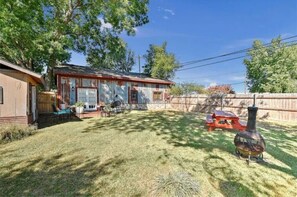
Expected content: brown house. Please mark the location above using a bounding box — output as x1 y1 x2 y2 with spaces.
54 64 173 110
0 59 44 124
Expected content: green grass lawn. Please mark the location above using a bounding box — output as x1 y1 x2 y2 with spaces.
1 111 297 197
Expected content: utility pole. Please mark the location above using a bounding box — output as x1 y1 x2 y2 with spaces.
138 55 141 74
244 72 247 94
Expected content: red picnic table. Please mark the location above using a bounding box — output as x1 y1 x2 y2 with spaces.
205 110 247 132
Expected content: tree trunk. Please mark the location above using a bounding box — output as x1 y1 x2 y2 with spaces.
44 67 52 91
44 56 56 91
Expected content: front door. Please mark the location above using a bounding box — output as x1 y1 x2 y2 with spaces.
77 88 97 111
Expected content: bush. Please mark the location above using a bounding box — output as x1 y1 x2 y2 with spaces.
151 171 200 197
170 83 207 96
0 124 37 143
75 101 85 107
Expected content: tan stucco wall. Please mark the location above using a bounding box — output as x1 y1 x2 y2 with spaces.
0 70 28 117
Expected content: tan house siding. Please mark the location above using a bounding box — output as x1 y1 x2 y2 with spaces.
0 70 28 119
0 116 28 124
0 59 44 125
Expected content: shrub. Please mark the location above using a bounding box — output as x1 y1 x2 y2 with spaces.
151 171 200 197
207 84 235 95
0 124 37 143
170 82 207 96
75 101 85 107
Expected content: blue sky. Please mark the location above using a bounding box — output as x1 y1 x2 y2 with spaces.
70 0 297 93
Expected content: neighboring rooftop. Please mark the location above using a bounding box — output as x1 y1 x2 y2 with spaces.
54 64 174 85
0 59 44 84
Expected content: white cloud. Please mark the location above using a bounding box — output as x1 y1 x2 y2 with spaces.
158 7 175 20
222 37 271 52
222 33 295 52
230 75 246 81
202 78 215 83
202 79 217 87
280 32 294 38
209 82 217 87
164 9 175 16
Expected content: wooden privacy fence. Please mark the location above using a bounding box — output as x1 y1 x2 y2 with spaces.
170 93 297 121
37 91 297 121
37 92 57 113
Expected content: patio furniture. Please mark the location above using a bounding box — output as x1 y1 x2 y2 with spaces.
110 100 125 113
100 104 112 117
52 104 72 121
205 110 247 132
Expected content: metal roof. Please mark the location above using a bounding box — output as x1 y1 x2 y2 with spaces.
54 64 174 85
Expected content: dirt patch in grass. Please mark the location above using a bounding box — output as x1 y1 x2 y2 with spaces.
0 111 296 196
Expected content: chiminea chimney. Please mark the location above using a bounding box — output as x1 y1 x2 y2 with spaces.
247 106 257 132
234 94 266 163
247 94 257 132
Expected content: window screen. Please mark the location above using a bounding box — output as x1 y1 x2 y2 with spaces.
153 91 162 101
0 86 3 104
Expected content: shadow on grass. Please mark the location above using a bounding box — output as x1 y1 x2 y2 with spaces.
255 122 297 178
38 114 83 129
202 155 255 197
84 111 297 179
0 153 127 196
85 111 236 154
219 181 255 197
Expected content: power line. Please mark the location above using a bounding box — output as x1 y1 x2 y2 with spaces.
177 56 246 72
228 81 245 86
176 70 245 80
206 81 246 88
177 42 297 72
180 35 297 66
180 35 297 67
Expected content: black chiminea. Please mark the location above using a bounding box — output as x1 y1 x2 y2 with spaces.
234 95 266 164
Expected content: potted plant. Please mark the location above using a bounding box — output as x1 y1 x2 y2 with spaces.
75 101 84 114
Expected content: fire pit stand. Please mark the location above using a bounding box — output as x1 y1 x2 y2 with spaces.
234 95 266 164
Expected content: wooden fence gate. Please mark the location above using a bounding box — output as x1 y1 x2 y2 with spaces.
37 92 57 113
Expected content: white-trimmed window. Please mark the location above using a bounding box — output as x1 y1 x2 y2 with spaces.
153 91 163 101
77 88 97 111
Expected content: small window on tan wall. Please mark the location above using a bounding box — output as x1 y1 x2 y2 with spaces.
0 86 3 104
153 91 163 101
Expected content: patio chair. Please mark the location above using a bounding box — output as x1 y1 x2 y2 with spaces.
52 104 72 121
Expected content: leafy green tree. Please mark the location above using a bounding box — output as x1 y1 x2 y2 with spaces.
87 36 135 72
170 82 206 96
115 49 135 73
170 82 206 112
244 37 297 93
143 42 180 79
0 0 51 73
143 44 155 76
0 0 149 89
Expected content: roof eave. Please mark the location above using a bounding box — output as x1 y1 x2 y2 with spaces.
0 59 44 85
55 71 173 85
